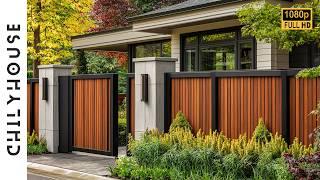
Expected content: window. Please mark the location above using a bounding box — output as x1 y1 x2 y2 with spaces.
290 44 320 68
181 28 255 71
129 40 171 73
133 41 171 58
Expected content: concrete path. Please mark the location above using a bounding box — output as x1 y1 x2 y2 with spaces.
27 146 126 178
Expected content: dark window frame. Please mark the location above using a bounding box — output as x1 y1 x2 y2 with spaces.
180 27 256 71
128 40 171 73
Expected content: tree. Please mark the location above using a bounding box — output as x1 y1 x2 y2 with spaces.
27 0 94 77
237 0 320 51
91 0 135 31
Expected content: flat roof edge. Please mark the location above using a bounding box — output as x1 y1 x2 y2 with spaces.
129 0 244 22
71 26 132 40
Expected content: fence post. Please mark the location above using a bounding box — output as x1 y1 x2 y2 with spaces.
110 74 118 157
163 73 172 132
29 80 35 134
58 76 72 153
211 72 219 132
281 71 290 143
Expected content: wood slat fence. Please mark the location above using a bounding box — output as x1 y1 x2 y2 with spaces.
164 70 320 145
127 74 135 139
27 79 39 135
59 74 118 156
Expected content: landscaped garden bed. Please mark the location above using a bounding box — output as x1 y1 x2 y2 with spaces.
110 110 320 180
27 131 48 155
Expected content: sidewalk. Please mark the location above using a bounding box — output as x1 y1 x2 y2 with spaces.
27 147 126 179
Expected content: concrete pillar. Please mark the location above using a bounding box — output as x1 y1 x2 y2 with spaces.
38 65 73 153
256 41 289 70
133 57 177 139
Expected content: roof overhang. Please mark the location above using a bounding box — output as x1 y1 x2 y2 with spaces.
72 27 171 51
130 0 252 33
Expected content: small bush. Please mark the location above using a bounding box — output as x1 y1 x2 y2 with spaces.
169 111 192 132
252 118 271 143
27 71 33 78
118 99 127 146
296 65 320 78
27 131 48 155
310 102 320 150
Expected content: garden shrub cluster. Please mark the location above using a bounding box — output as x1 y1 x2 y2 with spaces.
110 114 317 179
296 65 320 78
27 131 48 155
119 99 127 146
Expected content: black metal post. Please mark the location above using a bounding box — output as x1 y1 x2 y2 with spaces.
281 71 290 143
110 74 118 157
211 72 219 132
163 73 171 132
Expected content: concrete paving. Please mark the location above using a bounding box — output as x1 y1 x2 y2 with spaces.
27 146 126 177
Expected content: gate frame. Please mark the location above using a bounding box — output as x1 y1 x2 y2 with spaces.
59 74 118 156
28 78 39 135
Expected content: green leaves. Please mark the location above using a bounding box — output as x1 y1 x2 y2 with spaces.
237 1 320 51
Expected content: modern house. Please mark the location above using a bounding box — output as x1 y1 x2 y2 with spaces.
72 0 319 73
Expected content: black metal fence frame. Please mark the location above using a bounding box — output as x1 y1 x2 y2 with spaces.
59 74 118 156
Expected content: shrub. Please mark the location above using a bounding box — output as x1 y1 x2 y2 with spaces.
118 100 127 146
111 119 315 179
169 111 192 132
284 152 320 179
27 131 48 155
110 157 139 178
27 71 33 78
310 102 320 150
296 65 320 78
252 118 271 143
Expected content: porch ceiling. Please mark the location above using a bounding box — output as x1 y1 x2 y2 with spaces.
71 27 171 51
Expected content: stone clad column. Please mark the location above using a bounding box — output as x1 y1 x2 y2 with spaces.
133 57 177 139
38 65 73 153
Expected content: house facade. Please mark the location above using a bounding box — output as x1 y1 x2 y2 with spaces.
72 0 319 73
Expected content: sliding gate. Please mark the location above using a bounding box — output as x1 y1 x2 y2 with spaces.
59 74 118 156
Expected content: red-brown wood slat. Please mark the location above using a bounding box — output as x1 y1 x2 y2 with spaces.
217 77 283 138
27 81 39 135
73 79 111 152
289 77 320 145
170 77 212 134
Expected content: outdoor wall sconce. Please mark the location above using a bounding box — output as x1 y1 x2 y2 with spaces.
42 77 48 101
141 74 148 102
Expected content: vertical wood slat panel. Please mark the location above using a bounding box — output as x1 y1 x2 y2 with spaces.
289 77 320 145
73 79 110 152
27 81 39 135
170 78 212 134
130 78 135 137
218 77 283 139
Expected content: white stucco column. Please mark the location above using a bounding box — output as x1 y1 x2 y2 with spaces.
133 57 177 139
38 65 73 153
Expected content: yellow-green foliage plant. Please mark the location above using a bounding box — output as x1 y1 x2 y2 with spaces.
169 111 192 132
288 138 314 158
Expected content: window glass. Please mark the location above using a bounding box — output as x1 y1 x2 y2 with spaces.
184 49 196 71
134 41 171 58
200 46 235 70
135 43 161 58
240 42 253 69
162 41 171 57
202 32 235 43
185 36 197 46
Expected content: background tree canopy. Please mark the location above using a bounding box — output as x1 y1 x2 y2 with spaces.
27 0 94 76
237 0 320 51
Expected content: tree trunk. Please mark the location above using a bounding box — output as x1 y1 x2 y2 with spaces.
32 0 41 78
